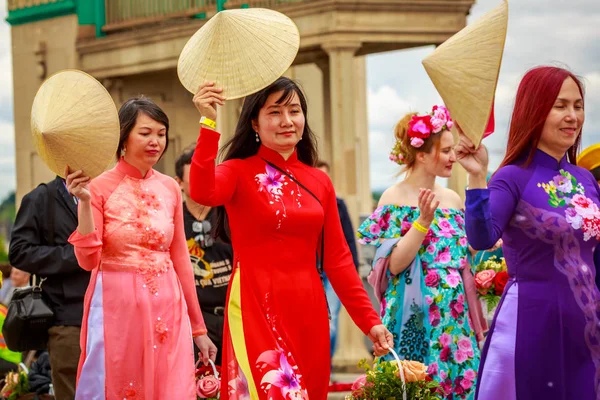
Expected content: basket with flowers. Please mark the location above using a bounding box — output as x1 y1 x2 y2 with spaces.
345 349 439 400
473 256 508 316
195 359 221 400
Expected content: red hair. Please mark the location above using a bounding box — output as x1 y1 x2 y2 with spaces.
498 66 585 170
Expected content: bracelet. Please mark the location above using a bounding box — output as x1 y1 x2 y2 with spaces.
199 116 216 130
412 220 429 234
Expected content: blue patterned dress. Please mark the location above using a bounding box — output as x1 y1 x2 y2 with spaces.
358 205 481 399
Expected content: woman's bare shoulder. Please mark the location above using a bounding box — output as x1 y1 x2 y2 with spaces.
378 182 412 207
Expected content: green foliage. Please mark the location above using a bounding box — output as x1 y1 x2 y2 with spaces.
348 359 440 400
0 236 8 263
473 255 505 274
480 293 501 314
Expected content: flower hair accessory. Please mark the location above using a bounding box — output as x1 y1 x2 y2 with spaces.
389 139 406 165
408 105 454 148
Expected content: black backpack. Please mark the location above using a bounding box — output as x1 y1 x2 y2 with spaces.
3 182 56 351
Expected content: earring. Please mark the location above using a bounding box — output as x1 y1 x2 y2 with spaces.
255 132 260 143
121 148 126 157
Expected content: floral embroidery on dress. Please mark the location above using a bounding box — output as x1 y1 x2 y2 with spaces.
227 362 251 400
155 317 168 343
255 164 304 229
121 381 139 399
538 169 600 241
257 348 305 399
137 251 168 296
254 293 308 399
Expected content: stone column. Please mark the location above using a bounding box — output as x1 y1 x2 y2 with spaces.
321 41 373 370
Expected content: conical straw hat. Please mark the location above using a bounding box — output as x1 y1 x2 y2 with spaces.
31 69 120 179
422 1 508 146
177 8 300 99
577 144 600 171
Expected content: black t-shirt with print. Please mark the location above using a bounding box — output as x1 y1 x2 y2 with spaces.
183 204 233 309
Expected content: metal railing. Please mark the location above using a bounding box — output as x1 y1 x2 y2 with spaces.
8 0 66 11
103 0 313 32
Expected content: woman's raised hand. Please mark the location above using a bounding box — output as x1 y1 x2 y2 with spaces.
416 189 439 228
193 82 225 122
454 124 489 178
65 166 91 202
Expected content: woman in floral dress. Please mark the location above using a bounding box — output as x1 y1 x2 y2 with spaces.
358 107 483 399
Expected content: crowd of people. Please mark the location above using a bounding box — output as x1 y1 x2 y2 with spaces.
0 64 598 400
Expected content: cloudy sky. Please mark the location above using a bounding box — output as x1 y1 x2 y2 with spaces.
367 0 600 190
0 0 599 201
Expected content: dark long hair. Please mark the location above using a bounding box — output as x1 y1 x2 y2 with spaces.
216 77 319 242
498 66 584 170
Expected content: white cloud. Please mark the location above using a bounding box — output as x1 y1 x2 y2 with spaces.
367 86 414 133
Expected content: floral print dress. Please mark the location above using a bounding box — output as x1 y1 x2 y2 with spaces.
358 205 480 399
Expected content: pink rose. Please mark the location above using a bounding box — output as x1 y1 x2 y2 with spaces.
197 376 220 398
410 137 425 148
440 370 447 380
454 349 468 363
459 237 467 246
430 115 446 133
446 269 461 287
571 194 599 218
446 119 454 129
425 295 433 305
464 369 476 381
439 332 452 347
457 337 473 353
369 223 381 235
427 244 436 254
461 379 473 390
351 374 372 397
427 362 439 376
450 299 464 318
435 250 452 264
425 270 441 287
474 269 496 294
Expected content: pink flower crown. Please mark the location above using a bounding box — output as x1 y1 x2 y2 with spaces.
389 105 454 165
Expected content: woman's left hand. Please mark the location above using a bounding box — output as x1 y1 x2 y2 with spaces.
194 334 218 365
368 324 393 356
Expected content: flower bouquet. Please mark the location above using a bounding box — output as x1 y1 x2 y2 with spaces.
195 360 221 400
346 350 439 400
474 256 508 316
0 370 29 400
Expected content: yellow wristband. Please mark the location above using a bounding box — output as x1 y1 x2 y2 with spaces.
199 116 216 130
412 220 429 234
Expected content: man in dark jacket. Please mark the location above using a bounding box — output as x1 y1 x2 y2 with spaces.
9 177 89 400
315 160 360 360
